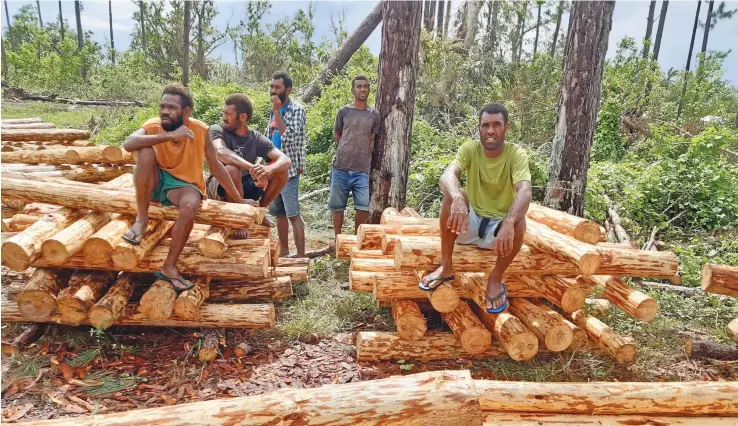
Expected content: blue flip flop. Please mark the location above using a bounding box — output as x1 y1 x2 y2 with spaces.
419 274 456 291
486 283 508 314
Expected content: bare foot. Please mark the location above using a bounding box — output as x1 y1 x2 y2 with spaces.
232 228 250 239
261 215 275 227
486 276 507 312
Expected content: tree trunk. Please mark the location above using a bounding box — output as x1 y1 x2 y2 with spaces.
4 0 14 50
515 1 528 63
66 145 134 164
677 1 702 120
544 1 614 216
652 1 669 61
579 275 658 322
509 298 573 352
88 273 136 329
335 233 357 260
1 148 76 165
352 269 414 294
172 276 212 320
470 303 539 361
0 128 90 142
464 0 482 50
642 0 656 58
207 277 292 302
2 178 263 229
550 0 564 57
36 0 43 27
357 331 507 361
443 0 451 39
1 31 8 78
368 1 421 223
198 327 224 362
685 339 738 361
74 0 83 74
423 0 431 30
17 268 71 320
391 300 427 340
196 1 205 78
526 203 604 244
570 309 636 363
110 220 173 269
57 271 117 325
138 0 146 57
533 2 542 56
701 263 738 297
523 220 601 275
436 0 445 38
108 0 115 64
701 1 714 54
58 0 64 41
182 0 191 86
198 225 229 258
428 0 436 31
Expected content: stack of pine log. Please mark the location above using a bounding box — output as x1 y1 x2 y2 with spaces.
338 205 680 364
699 263 738 351
0 171 310 339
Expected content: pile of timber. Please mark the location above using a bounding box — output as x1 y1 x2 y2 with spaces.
27 370 738 425
338 205 679 363
0 173 310 343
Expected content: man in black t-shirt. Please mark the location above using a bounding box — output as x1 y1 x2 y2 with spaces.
206 93 291 237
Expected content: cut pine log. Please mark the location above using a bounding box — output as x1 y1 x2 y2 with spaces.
514 274 589 313
441 301 492 355
2 117 43 124
207 277 292 302
685 339 738 361
570 310 636 363
88 273 137 329
64 146 135 164
579 275 658 322
701 263 738 297
57 271 118 325
356 331 508 361
391 300 427 340
198 327 225 362
198 226 229 258
271 266 309 282
482 413 736 425
475 379 738 415
335 234 357 260
508 298 572 352
83 215 135 263
426 281 462 313
23 203 61 216
139 279 177 320
0 128 90 142
2 178 264 229
597 245 679 278
400 207 422 217
172 276 212 320
1 324 46 357
524 219 601 274
381 207 401 218
1 148 73 164
727 318 738 344
110 220 173 269
357 223 438 250
2 300 276 329
1 122 55 129
526 203 605 244
42 211 113 263
350 248 390 260
562 318 588 350
5 165 133 183
16 268 72 320
470 303 538 361
2 214 40 231
350 257 395 271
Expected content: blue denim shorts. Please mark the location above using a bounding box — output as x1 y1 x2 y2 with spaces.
328 168 369 211
268 175 301 217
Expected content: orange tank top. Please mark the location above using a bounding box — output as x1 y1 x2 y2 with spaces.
141 117 209 195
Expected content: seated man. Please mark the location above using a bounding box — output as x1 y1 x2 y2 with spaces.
205 93 291 237
122 84 246 291
419 103 532 314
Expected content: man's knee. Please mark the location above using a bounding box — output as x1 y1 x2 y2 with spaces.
288 215 302 224
136 147 157 166
177 196 201 218
225 164 241 182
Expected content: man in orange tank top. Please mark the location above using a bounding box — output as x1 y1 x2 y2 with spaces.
122 84 246 290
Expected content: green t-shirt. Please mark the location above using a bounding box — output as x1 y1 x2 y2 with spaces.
451 141 531 219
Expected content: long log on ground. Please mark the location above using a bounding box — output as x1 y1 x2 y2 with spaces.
33 370 482 426
637 281 702 295
508 298 572 352
83 215 134 263
300 1 384 103
64 145 135 164
476 380 738 415
2 300 276 329
441 301 492 355
2 178 264 228
685 339 738 360
526 203 605 244
57 271 118 325
728 318 738 344
172 276 212 320
0 323 46 356
42 211 113 263
198 327 225 362
16 268 72 320
596 242 638 250
88 273 137 329
1 117 44 124
357 223 438 250
4 165 133 184
356 331 509 361
1 149 72 164
0 128 90 142
597 245 679 278
110 220 173 269
336 233 357 260
701 263 738 297
570 309 636 363
208 277 292 302
198 226 229 258
1 122 55 129
579 275 658 321
524 219 601 274
470 303 538 361
605 196 630 243
351 248 391 260
482 413 738 425
391 300 427 340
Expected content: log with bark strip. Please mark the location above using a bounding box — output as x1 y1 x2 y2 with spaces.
2 117 43 124
207 277 292 302
2 213 40 231
83 215 135 263
482 412 738 425
42 211 113 264
198 226 229 258
2 300 276 329
569 309 636 363
64 146 135 164
525 203 605 244
1 122 55 129
508 298 572 352
524 219 601 274
356 331 510 361
1 148 71 164
57 271 118 325
138 279 178 320
0 128 90 142
512 274 589 313
441 301 492 355
3 165 133 184
469 303 538 361
350 248 390 260
271 266 309 283
380 215 438 226
172 276 212 320
357 223 438 250
391 300 427 340
110 220 173 269
596 245 679 278
88 273 137 329
335 233 357 260
426 281 463 313
2 178 265 229
685 339 738 361
30 370 482 426
16 268 72 320
353 269 417 294
198 327 225 362
701 263 738 298
579 275 658 322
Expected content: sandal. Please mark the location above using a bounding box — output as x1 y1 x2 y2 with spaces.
486 283 508 314
418 274 456 291
154 271 195 291
121 226 145 245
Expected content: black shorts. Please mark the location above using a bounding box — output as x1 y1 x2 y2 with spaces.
205 173 264 202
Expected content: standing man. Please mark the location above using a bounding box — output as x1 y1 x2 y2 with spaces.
206 93 292 238
267 71 307 258
329 75 380 236
419 103 532 314
122 84 246 290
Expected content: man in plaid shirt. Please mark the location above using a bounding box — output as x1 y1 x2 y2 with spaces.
267 71 307 258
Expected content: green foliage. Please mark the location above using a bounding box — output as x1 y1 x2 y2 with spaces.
592 99 626 162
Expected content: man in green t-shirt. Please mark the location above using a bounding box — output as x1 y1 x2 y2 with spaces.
419 103 532 314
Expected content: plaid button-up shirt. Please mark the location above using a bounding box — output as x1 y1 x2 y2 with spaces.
267 100 307 178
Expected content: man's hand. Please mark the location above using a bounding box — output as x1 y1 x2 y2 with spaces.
243 199 259 207
169 125 194 143
251 164 272 181
271 95 283 113
447 195 469 235
494 221 515 258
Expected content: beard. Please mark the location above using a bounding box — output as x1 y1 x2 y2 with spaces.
271 92 287 103
161 115 184 132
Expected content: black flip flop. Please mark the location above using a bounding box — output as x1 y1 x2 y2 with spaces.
419 274 456 291
121 227 145 246
154 271 195 291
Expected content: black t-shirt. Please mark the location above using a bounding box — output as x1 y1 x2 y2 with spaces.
209 124 275 167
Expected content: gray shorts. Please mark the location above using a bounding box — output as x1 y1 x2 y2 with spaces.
268 175 301 217
456 205 502 249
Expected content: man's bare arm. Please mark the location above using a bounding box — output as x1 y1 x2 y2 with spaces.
123 128 173 152
440 165 466 201
440 164 470 235
213 137 255 172
265 148 291 173
502 180 533 226
204 133 244 203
